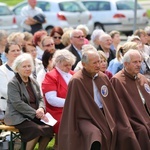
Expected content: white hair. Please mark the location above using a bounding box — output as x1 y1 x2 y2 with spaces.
99 33 111 42
12 53 34 73
53 49 76 66
91 29 105 42
76 24 89 36
122 49 141 63
127 35 140 42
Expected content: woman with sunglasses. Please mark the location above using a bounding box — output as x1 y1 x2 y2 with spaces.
50 26 65 50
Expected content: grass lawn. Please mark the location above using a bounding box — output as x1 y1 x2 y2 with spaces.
34 137 55 150
0 0 23 6
147 9 150 18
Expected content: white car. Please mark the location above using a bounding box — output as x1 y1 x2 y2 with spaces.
81 0 149 35
12 0 94 34
0 2 19 33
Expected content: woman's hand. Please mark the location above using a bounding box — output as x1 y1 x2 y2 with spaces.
41 115 49 122
36 108 45 119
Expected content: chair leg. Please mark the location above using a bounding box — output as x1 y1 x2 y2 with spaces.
21 141 26 150
9 132 14 150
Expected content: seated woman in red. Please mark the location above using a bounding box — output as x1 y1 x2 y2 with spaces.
42 49 76 148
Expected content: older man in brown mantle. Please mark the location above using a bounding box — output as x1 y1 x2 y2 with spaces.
111 49 150 150
58 47 140 150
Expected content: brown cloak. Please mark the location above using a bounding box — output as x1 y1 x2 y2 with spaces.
58 69 140 150
111 69 150 149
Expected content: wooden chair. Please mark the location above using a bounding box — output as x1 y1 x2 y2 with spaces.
0 123 26 150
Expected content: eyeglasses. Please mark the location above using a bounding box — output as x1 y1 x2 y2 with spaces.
44 43 54 47
73 35 84 39
53 36 61 39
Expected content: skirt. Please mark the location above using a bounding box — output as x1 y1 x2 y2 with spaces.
15 118 53 142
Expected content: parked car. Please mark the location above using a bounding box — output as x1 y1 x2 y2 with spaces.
81 0 149 35
12 0 94 34
0 2 19 34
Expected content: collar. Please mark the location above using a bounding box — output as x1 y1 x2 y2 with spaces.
16 73 31 84
72 45 82 51
55 67 70 76
82 68 98 79
123 69 138 80
28 5 35 10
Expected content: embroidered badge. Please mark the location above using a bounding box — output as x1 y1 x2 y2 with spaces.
144 83 150 94
101 85 108 97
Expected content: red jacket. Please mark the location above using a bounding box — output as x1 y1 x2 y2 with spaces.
42 68 74 133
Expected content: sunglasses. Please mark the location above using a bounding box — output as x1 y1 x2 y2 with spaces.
53 36 61 39
44 43 54 47
73 35 84 39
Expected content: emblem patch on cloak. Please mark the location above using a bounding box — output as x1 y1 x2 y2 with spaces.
144 83 150 94
101 85 108 97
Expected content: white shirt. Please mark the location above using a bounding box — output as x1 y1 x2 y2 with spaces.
73 45 82 58
93 74 103 108
36 46 44 60
0 64 15 111
21 5 44 30
45 67 72 107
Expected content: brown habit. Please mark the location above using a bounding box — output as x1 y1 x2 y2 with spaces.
58 69 140 150
111 70 150 149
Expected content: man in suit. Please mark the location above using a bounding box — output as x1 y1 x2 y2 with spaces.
66 29 85 70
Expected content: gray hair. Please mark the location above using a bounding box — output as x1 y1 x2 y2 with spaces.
70 29 83 38
12 53 34 73
76 24 89 36
99 33 111 42
122 49 141 63
81 44 97 54
91 29 104 42
53 49 76 66
82 50 99 64
0 30 7 41
144 26 150 34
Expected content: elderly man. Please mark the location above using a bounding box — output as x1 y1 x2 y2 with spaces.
111 49 150 150
58 47 140 150
66 29 85 70
98 33 115 65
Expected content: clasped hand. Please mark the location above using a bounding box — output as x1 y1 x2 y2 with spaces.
36 108 49 122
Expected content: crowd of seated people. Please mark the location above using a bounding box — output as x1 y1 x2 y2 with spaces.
0 23 150 150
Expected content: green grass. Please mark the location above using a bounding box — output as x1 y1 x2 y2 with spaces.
147 9 150 18
34 137 55 150
0 0 23 6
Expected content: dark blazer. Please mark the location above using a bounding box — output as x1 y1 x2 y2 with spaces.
4 73 45 126
67 44 81 70
98 45 116 65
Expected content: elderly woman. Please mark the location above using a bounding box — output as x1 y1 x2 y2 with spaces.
4 53 53 150
42 49 76 148
0 42 21 112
